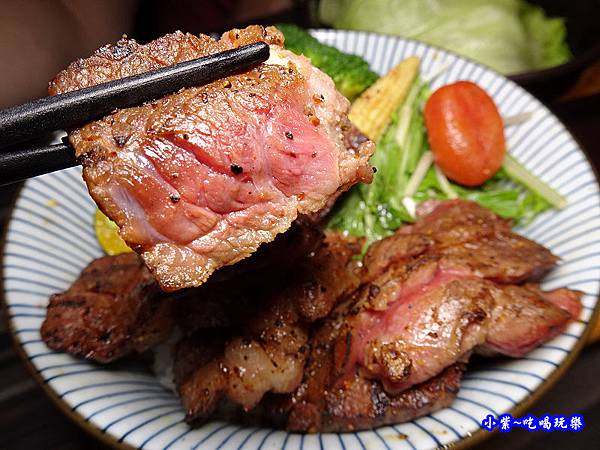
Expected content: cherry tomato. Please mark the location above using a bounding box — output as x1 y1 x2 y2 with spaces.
423 81 505 186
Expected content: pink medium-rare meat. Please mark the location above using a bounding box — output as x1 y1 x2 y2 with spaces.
255 197 581 432
331 201 581 395
278 271 466 432
172 200 578 430
282 259 579 430
49 25 375 290
481 283 582 357
415 200 558 282
342 258 491 394
340 262 579 394
537 286 583 319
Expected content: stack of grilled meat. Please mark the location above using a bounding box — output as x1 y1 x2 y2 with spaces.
40 24 581 432
42 200 581 432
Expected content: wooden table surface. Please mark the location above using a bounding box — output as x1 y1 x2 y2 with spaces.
1 68 600 449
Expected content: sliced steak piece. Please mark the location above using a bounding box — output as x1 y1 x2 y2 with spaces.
362 231 434 283
331 257 490 394
280 266 579 430
49 25 374 291
535 286 583 319
437 235 558 284
481 283 581 357
177 318 307 423
363 199 558 283
294 231 364 322
283 364 464 432
275 274 465 432
417 201 558 280
334 257 581 395
40 220 323 363
40 253 174 363
174 232 362 424
414 198 512 241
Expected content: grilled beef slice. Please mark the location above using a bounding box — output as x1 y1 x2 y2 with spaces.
40 199 582 432
40 253 173 363
40 220 324 363
280 200 581 431
49 25 374 291
174 232 362 424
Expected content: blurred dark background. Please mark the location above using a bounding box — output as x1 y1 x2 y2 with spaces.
1 1 599 449
1 0 600 109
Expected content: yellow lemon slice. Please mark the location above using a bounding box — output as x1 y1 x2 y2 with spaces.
94 209 132 255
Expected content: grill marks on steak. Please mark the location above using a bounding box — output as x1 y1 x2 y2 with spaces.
39 200 583 431
40 220 324 363
49 26 374 290
272 263 466 432
284 361 464 432
364 199 558 283
174 232 362 423
337 265 578 396
49 27 285 94
343 259 492 394
350 201 578 393
482 283 580 357
282 200 581 431
40 253 174 363
281 274 470 432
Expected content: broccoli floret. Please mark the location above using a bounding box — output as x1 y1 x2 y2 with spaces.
277 24 378 100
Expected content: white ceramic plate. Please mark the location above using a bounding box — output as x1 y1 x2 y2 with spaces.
2 30 600 450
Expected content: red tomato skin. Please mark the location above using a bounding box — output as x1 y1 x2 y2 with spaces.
424 81 506 186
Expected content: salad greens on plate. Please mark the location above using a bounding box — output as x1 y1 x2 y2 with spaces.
279 25 565 249
326 75 557 247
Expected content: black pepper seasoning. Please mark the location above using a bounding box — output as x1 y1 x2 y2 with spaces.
285 131 294 140
114 135 127 147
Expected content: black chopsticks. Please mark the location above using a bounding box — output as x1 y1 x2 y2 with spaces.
0 141 76 186
0 42 270 186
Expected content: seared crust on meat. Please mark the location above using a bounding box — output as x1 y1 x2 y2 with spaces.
284 364 464 432
277 200 580 431
49 26 374 291
174 232 362 424
40 253 174 363
364 199 558 283
275 270 467 432
39 199 582 432
49 27 285 95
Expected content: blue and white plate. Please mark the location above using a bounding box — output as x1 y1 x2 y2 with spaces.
2 30 599 450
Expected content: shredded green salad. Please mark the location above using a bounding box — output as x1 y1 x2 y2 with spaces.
326 74 564 247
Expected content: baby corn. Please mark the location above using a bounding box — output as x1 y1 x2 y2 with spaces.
349 56 420 142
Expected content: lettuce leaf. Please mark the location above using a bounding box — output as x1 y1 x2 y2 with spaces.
522 3 571 69
319 0 570 74
414 167 552 225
